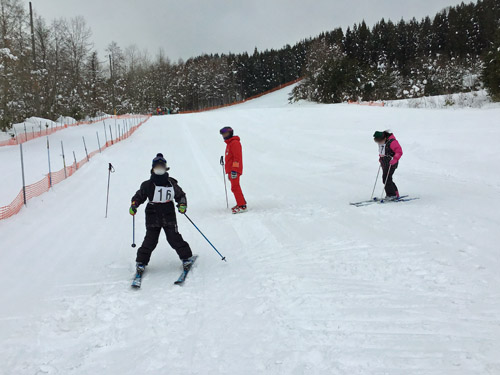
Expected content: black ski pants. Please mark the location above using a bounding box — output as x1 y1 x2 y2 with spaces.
136 222 192 265
382 163 398 197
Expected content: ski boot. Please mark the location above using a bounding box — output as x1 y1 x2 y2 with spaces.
136 262 146 273
232 205 248 214
182 257 195 271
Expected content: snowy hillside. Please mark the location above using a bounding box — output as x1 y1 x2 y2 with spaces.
1 85 499 374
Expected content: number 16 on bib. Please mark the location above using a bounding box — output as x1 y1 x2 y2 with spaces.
152 185 174 203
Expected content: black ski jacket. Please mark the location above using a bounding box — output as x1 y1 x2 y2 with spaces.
131 172 187 228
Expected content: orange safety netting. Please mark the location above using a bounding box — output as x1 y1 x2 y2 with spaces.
0 115 151 221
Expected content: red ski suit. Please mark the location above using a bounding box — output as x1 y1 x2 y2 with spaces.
224 136 246 206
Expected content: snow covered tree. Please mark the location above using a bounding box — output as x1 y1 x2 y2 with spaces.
483 31 500 100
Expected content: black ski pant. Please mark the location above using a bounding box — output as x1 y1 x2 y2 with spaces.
136 223 192 265
382 163 398 197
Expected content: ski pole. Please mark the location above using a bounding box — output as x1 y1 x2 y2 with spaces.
184 213 226 261
105 163 115 218
370 164 381 200
220 156 229 209
380 164 392 200
131 215 136 248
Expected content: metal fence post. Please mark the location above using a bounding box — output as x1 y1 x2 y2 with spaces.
20 144 27 205
82 136 89 161
109 125 113 145
103 122 108 145
96 131 102 153
61 141 67 178
73 151 78 170
47 136 52 188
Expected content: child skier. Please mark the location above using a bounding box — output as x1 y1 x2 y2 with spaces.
373 131 403 199
129 153 194 272
220 126 247 214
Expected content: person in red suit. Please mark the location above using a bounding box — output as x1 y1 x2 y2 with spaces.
220 126 247 214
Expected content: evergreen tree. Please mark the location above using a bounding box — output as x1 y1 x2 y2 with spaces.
483 30 500 100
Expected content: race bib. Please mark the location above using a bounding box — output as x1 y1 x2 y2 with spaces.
151 185 174 203
379 144 386 157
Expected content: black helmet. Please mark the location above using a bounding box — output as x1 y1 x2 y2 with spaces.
219 126 234 140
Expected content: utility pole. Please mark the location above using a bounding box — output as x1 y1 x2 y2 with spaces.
29 2 40 113
109 54 116 116
29 2 36 68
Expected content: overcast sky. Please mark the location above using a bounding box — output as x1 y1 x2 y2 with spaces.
33 0 470 61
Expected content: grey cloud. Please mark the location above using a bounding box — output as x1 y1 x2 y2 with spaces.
33 0 470 60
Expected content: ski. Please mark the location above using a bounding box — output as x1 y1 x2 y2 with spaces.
174 255 198 285
380 196 419 204
131 271 143 288
350 195 414 207
350 197 381 207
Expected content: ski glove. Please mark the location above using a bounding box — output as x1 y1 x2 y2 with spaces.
231 171 238 179
178 203 187 214
389 159 398 166
129 202 138 216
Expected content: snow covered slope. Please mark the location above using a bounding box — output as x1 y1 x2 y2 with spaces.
1 85 500 375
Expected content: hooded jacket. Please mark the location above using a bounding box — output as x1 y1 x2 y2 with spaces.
224 136 243 175
131 172 187 227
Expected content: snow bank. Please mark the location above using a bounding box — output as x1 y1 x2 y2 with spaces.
385 90 498 109
0 115 110 142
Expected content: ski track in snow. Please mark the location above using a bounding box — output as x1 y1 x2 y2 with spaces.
0 87 500 374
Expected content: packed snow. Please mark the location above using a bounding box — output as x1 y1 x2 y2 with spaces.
0 86 499 375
